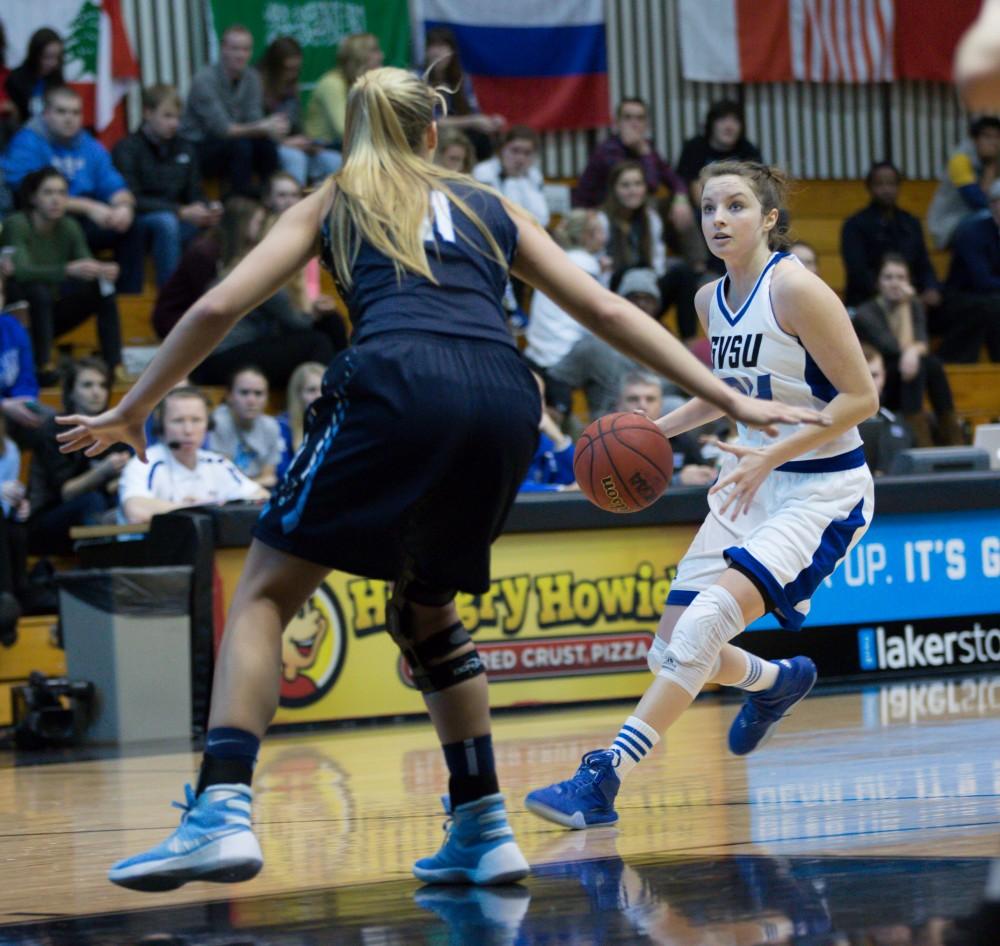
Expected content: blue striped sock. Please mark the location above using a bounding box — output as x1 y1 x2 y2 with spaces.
609 716 660 779
734 653 779 692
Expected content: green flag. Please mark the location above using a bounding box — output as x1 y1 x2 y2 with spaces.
208 0 411 91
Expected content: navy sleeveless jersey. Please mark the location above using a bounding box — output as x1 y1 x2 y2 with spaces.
321 182 518 347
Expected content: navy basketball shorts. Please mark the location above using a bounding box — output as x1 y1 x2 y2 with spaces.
254 331 541 594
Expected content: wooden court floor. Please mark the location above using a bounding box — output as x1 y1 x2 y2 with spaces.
1 673 998 943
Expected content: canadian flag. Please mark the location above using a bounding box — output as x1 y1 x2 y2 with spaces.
6 0 139 145
679 0 978 84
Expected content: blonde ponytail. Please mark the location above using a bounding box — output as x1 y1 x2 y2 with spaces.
329 67 509 290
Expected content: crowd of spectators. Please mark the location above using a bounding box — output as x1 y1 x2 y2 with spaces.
0 15 994 641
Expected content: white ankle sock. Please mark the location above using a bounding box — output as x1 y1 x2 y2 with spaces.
733 652 780 692
608 715 660 780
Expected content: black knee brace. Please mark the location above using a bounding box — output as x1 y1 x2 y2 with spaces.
386 576 484 694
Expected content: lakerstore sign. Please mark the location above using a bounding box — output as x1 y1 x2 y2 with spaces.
857 621 1000 673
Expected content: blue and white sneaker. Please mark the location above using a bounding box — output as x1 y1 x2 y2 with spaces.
108 783 262 892
728 657 817 756
524 750 621 829
413 793 530 885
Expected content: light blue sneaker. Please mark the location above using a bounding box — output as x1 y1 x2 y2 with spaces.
108 783 263 892
524 750 621 829
728 657 818 756
413 793 529 885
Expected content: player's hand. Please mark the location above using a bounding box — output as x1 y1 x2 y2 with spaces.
55 406 149 462
727 394 829 437
708 441 773 519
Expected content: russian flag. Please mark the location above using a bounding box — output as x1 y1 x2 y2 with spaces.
419 0 610 131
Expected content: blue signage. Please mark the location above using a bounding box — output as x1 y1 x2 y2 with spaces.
747 510 1000 631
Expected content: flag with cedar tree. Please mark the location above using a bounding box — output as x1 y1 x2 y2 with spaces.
8 0 139 146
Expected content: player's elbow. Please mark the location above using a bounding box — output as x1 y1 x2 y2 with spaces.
589 293 630 337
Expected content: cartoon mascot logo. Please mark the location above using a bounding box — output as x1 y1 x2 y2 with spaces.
279 582 347 708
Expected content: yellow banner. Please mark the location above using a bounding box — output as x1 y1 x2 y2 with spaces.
216 524 698 724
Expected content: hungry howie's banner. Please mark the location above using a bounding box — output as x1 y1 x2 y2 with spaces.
255 524 696 724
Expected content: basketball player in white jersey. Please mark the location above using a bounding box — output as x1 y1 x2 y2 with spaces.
526 160 879 829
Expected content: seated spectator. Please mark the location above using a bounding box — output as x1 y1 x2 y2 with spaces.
841 161 942 308
28 357 125 553
277 360 325 478
422 27 504 161
112 84 222 288
2 168 122 380
473 126 549 226
179 24 285 198
435 127 475 174
119 386 267 524
208 366 283 488
573 98 696 258
853 254 961 446
790 240 819 275
258 36 342 186
520 376 575 493
1 85 141 291
548 268 665 419
676 100 763 204
927 116 1000 249
0 270 45 447
305 32 383 154
857 342 914 475
151 196 246 339
261 173 348 353
4 27 63 126
523 210 608 418
0 19 16 148
615 371 717 486
940 179 1000 363
598 162 699 340
0 413 28 643
186 200 335 388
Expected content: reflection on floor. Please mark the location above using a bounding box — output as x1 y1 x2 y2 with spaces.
0 852 992 944
1 673 998 944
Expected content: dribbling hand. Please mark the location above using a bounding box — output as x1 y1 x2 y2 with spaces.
707 441 773 520
55 406 149 463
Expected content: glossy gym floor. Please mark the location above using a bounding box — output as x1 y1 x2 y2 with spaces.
1 672 998 944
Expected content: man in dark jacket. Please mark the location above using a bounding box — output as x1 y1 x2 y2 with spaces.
840 161 942 308
113 85 222 287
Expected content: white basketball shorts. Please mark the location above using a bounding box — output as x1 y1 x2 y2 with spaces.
667 452 874 630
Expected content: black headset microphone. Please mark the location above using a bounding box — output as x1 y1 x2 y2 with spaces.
166 441 182 450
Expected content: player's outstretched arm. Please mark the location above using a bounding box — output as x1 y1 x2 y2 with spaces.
56 181 336 460
507 204 827 435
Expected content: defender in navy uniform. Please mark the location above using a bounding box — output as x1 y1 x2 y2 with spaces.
56 72 823 892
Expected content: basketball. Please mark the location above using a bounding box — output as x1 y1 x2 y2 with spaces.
573 412 673 513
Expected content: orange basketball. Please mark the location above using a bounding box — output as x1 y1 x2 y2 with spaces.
573 412 674 513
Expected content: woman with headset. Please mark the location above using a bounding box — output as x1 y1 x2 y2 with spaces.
119 385 266 524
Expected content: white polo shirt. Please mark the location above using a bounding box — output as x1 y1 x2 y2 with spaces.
119 443 263 511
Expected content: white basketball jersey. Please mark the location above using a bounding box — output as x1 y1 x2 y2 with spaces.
707 251 862 463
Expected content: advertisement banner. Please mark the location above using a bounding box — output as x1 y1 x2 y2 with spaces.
214 507 1000 724
217 524 697 724
743 509 1000 678
207 0 411 91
